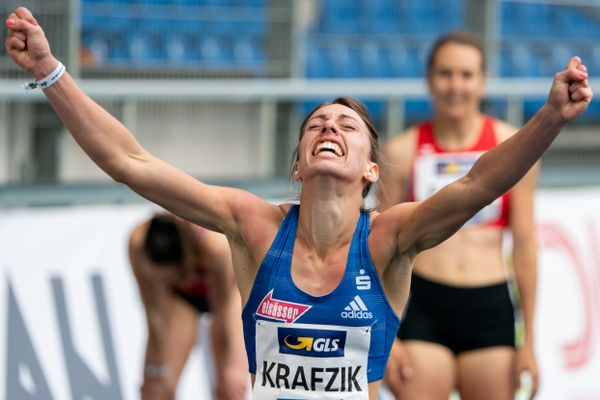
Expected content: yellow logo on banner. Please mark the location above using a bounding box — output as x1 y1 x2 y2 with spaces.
283 336 314 351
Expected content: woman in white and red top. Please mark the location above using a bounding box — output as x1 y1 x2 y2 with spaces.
380 32 539 399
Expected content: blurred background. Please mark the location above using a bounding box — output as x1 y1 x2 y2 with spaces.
0 1 599 399
1 0 600 202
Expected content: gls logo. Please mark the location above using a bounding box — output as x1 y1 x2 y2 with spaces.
278 327 346 358
341 295 373 319
356 268 371 290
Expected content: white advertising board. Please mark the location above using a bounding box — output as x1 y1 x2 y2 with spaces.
535 188 600 399
0 188 598 399
0 204 214 400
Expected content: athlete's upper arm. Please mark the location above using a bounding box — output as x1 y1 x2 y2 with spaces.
124 152 278 241
398 120 529 253
128 222 147 287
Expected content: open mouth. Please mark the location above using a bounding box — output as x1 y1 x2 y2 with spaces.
313 141 344 157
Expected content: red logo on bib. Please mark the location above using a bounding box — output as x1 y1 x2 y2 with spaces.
256 290 311 323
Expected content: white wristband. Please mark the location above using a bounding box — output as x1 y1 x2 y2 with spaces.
144 364 171 378
24 61 66 91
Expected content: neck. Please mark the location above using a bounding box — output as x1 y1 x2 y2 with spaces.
297 178 363 259
432 112 484 150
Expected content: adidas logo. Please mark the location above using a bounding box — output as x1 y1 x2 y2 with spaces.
341 295 373 319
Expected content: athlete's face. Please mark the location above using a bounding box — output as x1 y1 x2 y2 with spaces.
295 104 378 190
427 42 486 120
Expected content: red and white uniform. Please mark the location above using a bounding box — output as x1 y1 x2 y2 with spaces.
409 116 510 227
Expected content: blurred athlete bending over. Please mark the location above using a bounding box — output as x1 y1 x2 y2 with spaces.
129 214 248 400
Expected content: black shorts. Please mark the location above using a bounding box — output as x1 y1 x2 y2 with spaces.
398 274 515 354
173 289 210 313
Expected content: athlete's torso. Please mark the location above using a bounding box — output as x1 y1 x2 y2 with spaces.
170 223 211 312
409 116 510 285
171 271 210 312
242 205 400 399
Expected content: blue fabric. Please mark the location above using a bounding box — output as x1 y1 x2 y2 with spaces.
242 205 400 382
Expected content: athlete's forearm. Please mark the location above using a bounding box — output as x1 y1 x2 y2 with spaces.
466 105 564 207
41 70 145 183
211 293 245 369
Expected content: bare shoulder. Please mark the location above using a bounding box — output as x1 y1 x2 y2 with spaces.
226 189 285 235
382 126 418 161
127 221 151 280
229 188 284 220
369 202 420 267
229 196 290 255
370 202 420 247
372 201 419 231
380 126 418 185
491 117 519 142
128 221 149 255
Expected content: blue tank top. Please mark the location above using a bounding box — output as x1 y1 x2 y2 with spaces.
242 205 400 399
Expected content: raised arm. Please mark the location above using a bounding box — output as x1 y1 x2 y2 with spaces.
4 7 271 237
395 56 592 254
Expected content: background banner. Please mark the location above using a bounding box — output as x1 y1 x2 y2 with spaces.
0 189 599 399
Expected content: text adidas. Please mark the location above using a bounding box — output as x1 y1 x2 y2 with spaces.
340 309 373 319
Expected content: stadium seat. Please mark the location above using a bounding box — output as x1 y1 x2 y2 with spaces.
306 44 332 78
319 0 359 34
359 41 386 78
233 36 266 68
359 0 398 34
327 43 361 78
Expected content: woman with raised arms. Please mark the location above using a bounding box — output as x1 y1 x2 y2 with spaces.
5 7 592 399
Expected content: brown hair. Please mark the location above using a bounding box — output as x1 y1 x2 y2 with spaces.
426 31 486 75
290 97 380 199
144 214 199 279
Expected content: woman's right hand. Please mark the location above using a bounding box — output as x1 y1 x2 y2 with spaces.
5 7 58 79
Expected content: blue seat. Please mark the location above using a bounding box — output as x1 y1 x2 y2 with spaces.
549 44 572 74
408 1 436 33
506 44 542 76
235 0 265 8
198 35 233 67
361 100 385 123
359 0 398 34
359 42 386 78
327 43 361 78
306 44 332 78
128 34 162 66
590 44 600 77
523 99 545 120
382 44 421 77
234 19 268 37
442 1 464 29
203 0 234 7
498 48 514 77
233 36 265 68
405 100 433 125
319 0 359 34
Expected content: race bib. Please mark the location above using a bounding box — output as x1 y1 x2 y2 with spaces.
414 152 501 225
252 320 371 399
